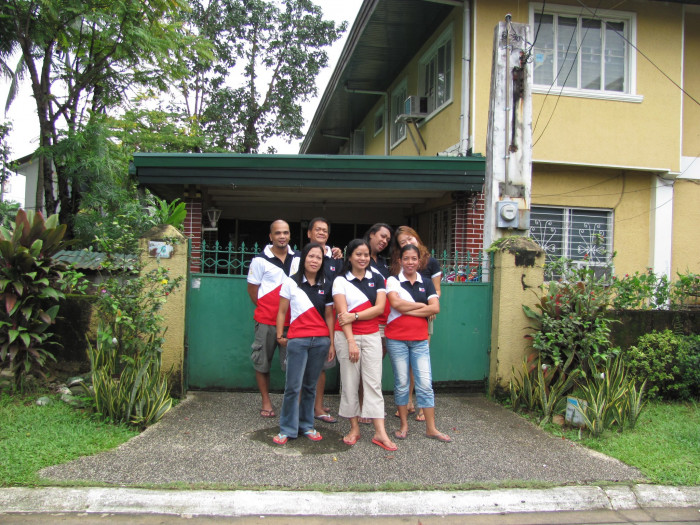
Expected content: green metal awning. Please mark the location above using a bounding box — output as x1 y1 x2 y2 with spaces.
132 153 485 191
131 152 485 225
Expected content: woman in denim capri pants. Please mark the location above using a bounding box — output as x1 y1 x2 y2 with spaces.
385 244 451 442
273 242 335 445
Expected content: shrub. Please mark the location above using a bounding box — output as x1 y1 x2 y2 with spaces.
0 210 69 390
611 269 670 310
670 272 700 310
523 263 617 374
622 330 700 400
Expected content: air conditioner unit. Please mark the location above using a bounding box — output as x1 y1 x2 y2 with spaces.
404 95 428 116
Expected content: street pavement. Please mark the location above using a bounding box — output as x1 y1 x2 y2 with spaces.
1 391 698 522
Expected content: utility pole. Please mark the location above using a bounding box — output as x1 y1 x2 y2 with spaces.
483 15 533 252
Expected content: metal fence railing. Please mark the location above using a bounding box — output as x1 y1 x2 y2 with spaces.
198 240 491 283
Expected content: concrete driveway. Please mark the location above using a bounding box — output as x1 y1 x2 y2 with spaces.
39 391 643 487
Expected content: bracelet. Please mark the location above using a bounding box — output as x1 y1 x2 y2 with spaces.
276 335 285 339
354 312 359 321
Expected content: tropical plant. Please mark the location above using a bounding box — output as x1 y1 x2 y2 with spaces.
573 354 647 437
149 196 187 230
509 355 581 427
0 210 68 389
87 259 182 428
1 0 204 224
523 263 617 374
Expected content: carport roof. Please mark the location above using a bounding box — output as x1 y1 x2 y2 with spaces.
131 152 485 194
131 153 486 208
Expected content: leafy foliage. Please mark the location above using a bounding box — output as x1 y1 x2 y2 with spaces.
621 330 700 401
573 355 648 437
669 272 700 310
87 257 182 428
610 269 670 310
0 210 68 389
509 355 582 427
176 0 347 152
1 0 203 222
523 264 617 374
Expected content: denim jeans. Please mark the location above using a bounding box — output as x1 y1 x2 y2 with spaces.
279 336 330 438
386 338 435 408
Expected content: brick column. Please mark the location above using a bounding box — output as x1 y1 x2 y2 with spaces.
184 199 202 273
452 192 485 258
465 192 485 256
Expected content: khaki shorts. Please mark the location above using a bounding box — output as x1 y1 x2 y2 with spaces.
250 322 287 373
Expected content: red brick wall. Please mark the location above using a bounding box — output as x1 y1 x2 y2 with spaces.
452 192 485 257
184 199 202 273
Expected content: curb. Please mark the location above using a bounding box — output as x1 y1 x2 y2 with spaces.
1 485 699 518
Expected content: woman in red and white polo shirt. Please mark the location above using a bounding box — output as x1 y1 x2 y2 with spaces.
385 244 451 443
333 239 397 452
273 242 335 445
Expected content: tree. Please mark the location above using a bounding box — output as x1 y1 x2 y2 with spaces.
0 0 204 227
0 121 12 190
178 0 347 153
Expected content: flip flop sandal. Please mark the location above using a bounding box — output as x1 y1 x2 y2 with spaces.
273 433 288 445
260 409 276 418
371 438 398 451
314 413 338 423
304 429 323 441
394 429 408 440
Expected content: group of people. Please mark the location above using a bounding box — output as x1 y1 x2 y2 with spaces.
246 218 451 451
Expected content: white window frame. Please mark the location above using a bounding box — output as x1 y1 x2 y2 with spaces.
418 25 454 117
528 205 614 272
373 105 384 137
529 3 642 103
390 79 407 149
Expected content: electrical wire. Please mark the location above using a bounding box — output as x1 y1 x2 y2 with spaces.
574 0 700 108
533 1 603 146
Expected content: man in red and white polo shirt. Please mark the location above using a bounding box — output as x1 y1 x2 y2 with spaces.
247 219 294 418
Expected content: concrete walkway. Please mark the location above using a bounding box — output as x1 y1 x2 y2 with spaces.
1 391 698 522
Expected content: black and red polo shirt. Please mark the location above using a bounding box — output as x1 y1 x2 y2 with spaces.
247 244 295 325
332 269 386 335
370 257 391 325
280 275 333 339
385 271 439 341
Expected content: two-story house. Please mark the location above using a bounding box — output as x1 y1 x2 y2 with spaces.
302 0 700 278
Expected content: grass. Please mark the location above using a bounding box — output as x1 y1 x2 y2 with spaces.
543 400 700 486
0 392 138 486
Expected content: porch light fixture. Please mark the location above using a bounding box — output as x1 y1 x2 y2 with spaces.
205 208 222 230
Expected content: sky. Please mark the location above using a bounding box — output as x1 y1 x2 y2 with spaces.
0 1 364 203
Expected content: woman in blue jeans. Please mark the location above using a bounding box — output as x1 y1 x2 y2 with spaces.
274 242 335 445
385 244 451 442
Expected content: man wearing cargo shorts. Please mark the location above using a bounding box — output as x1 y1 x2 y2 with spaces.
247 219 294 418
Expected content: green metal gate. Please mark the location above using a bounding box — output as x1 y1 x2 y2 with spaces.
186 241 492 391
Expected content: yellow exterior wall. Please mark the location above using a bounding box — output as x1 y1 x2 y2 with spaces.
531 167 653 275
362 8 464 157
139 225 187 395
683 12 700 158
672 179 700 275
472 1 683 172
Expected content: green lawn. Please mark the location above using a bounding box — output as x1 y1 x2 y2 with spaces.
0 393 138 486
579 400 700 485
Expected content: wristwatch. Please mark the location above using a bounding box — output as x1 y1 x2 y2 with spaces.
354 312 359 321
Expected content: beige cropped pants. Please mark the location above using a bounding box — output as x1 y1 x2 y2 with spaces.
335 331 385 419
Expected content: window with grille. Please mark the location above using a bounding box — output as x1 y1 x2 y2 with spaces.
528 206 613 276
530 3 636 95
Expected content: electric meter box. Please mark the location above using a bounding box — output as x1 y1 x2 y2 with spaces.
497 200 519 228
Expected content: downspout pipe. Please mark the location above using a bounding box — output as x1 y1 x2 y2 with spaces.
344 86 389 155
460 0 472 156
